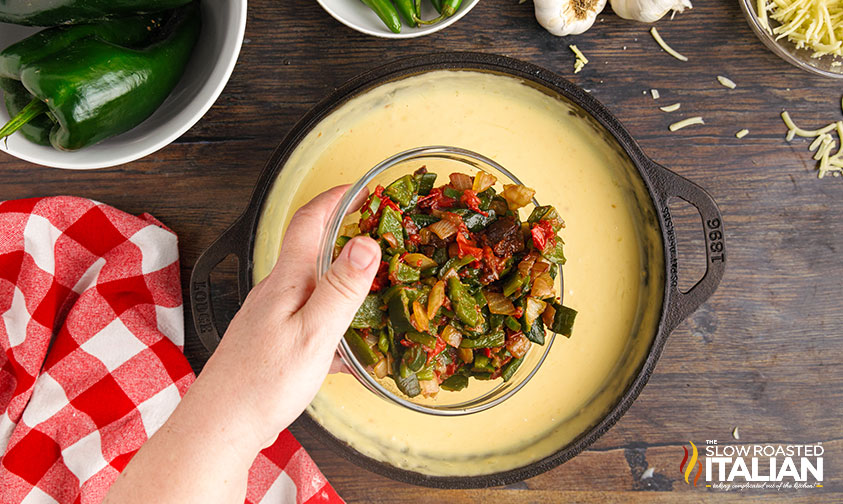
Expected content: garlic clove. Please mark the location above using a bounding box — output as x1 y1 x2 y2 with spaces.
610 0 692 24
534 0 608 36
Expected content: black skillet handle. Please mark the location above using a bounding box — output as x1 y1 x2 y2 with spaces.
189 214 253 354
644 159 726 333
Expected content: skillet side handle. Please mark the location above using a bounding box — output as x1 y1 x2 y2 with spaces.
189 215 252 354
644 159 726 333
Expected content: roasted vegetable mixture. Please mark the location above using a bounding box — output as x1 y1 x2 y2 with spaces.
338 168 577 398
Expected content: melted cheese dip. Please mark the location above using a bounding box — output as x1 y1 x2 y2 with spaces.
253 71 662 476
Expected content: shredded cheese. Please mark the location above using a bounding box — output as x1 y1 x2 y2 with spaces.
717 75 737 89
736 129 750 138
781 107 843 178
758 0 843 58
659 102 681 112
669 116 705 131
651 89 660 99
569 45 589 74
650 27 689 62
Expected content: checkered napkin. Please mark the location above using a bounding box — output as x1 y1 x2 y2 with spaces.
0 197 342 504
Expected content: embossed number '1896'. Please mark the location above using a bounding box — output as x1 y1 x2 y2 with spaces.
707 218 725 263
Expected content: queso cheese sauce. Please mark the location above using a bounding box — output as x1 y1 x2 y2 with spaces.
253 71 659 476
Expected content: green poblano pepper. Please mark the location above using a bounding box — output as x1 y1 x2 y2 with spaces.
0 0 192 26
0 4 200 151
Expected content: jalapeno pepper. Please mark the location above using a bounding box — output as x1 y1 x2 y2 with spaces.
360 0 402 33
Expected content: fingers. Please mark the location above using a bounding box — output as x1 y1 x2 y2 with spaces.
265 185 351 311
328 352 351 374
296 236 381 349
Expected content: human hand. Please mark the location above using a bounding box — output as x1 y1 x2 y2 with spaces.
189 186 380 450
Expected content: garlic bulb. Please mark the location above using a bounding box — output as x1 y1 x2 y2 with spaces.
610 0 692 23
534 0 607 36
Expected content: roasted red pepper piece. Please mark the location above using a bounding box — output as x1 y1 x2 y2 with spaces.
460 189 488 216
530 220 556 251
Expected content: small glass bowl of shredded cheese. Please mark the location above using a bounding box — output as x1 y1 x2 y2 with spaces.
740 0 843 79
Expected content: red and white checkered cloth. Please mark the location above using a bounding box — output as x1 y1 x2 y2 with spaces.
0 197 343 504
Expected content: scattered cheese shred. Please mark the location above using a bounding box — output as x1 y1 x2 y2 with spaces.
669 116 705 131
650 27 689 62
651 89 660 99
717 75 737 89
660 102 681 112
736 129 749 138
569 45 589 74
781 109 843 177
757 0 843 58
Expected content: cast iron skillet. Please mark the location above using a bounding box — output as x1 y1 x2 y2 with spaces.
190 52 726 488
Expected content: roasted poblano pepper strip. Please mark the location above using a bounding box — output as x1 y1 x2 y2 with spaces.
345 329 380 366
0 0 192 26
389 253 420 284
414 172 437 195
472 354 495 373
442 186 462 200
542 240 566 265
351 294 385 329
388 289 415 333
505 315 521 331
0 6 200 150
377 329 390 354
528 205 564 231
402 345 427 372
395 368 421 397
416 363 436 381
548 302 577 337
440 373 468 391
386 174 418 207
410 213 440 228
459 330 505 349
501 357 524 382
360 0 402 33
377 206 405 249
477 187 495 210
438 254 475 277
523 312 546 345
447 276 484 328
502 271 527 297
406 331 437 350
452 208 496 232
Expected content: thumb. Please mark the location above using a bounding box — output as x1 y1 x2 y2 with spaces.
299 236 381 342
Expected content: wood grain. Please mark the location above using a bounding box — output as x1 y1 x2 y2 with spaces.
2 0 842 501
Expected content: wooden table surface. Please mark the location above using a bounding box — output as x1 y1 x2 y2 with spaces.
2 0 841 501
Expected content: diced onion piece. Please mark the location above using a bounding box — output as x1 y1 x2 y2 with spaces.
449 172 473 191
412 300 429 332
506 333 531 359
418 227 432 245
650 27 688 62
517 250 539 277
382 231 400 249
531 272 556 299
363 331 379 346
669 116 705 132
419 379 440 397
735 129 749 139
501 184 536 210
427 219 458 240
441 324 462 348
651 89 660 99
459 347 474 363
472 171 497 192
373 357 388 379
404 253 437 270
542 303 556 327
427 280 446 319
485 291 516 315
660 102 681 113
524 297 547 328
341 222 360 237
530 260 550 278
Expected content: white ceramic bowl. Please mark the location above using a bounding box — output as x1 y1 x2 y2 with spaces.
0 1 247 169
317 0 479 39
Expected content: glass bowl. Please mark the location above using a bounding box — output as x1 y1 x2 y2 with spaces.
318 146 562 416
739 0 843 79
